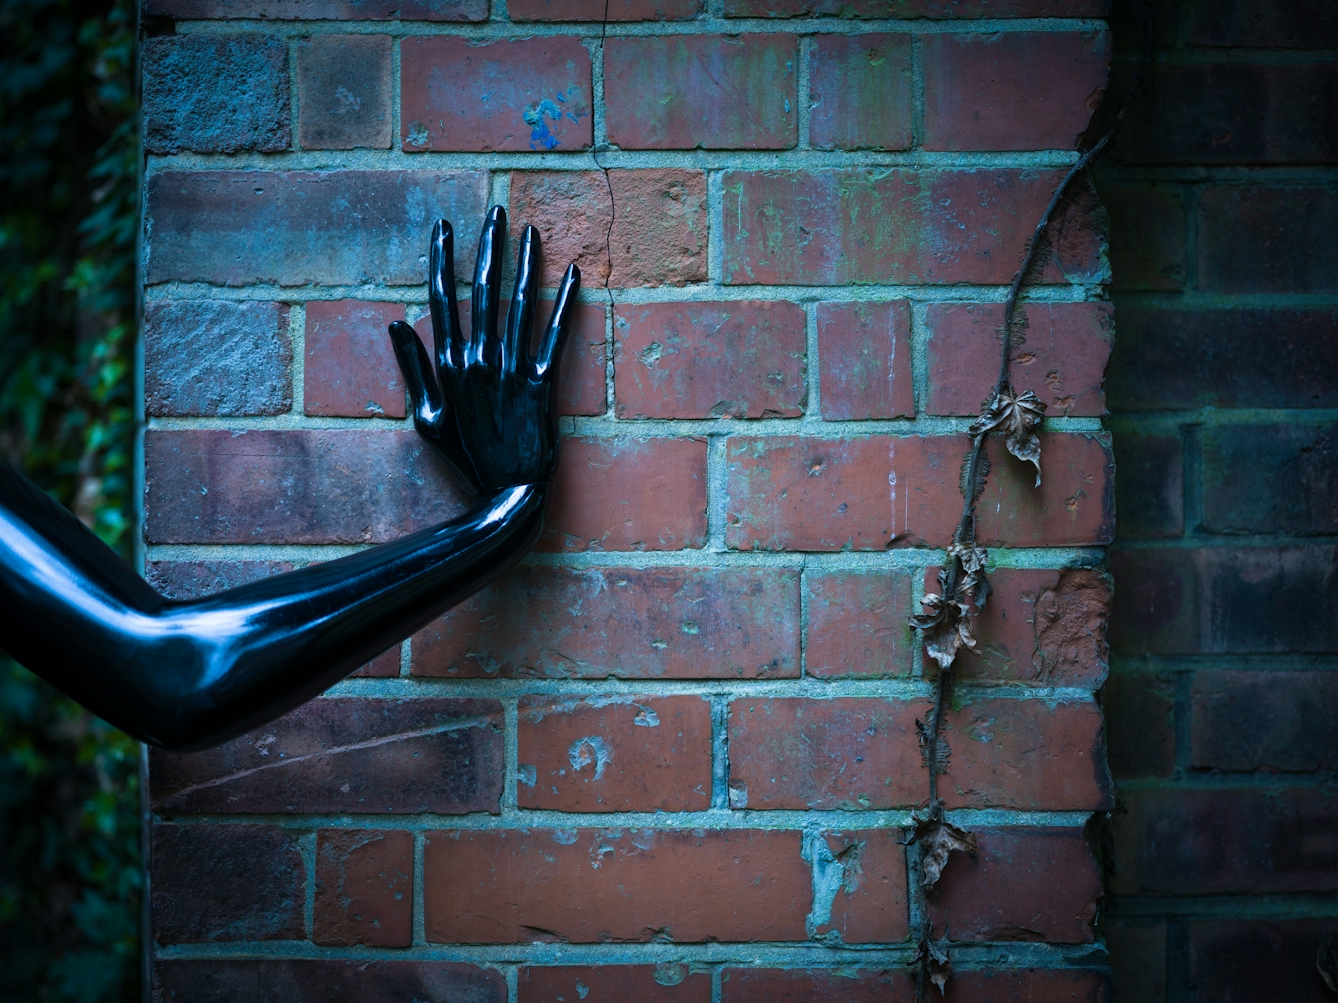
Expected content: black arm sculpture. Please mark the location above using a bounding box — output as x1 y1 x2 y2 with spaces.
0 207 579 752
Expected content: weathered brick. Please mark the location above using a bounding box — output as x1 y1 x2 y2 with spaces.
941 969 1111 1003
541 436 707 552
1199 186 1338 293
143 35 289 154
1106 307 1338 410
939 698 1112 811
925 567 1110 687
518 966 711 1003
352 646 402 678
401 36 592 152
1103 667 1175 780
297 35 393 150
304 300 407 418
1113 64 1338 165
1202 422 1338 535
144 301 292 417
314 830 413 947
804 569 914 678
724 433 1115 551
928 828 1100 943
724 0 1109 14
605 35 797 150
510 169 708 289
509 0 701 17
1108 545 1338 655
720 969 913 1000
145 170 489 287
808 34 913 151
1109 787 1338 896
726 697 928 810
411 565 800 679
816 829 909 943
423 828 810 943
152 824 304 944
150 697 503 814
1191 670 1338 773
1190 921 1336 1003
143 0 487 18
1187 0 1338 48
614 301 806 419
143 429 465 545
145 560 296 600
517 696 712 811
1105 920 1166 1003
922 31 1110 151
816 301 914 420
153 962 505 1002
925 302 1113 417
1101 185 1187 291
1111 431 1183 539
722 169 1106 286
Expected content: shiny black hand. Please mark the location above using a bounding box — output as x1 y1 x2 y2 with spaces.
388 207 581 495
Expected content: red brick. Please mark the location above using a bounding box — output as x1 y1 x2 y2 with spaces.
1199 186 1338 294
509 0 701 17
411 565 800 680
1104 667 1175 780
1190 920 1335 1003
724 433 1115 551
304 300 407 418
352 645 402 678
1109 787 1338 896
517 696 712 811
143 429 466 545
152 824 304 944
939 698 1112 811
150 697 503 814
541 437 707 552
153 962 504 1002
1191 670 1338 773
143 0 486 18
519 966 711 1003
816 301 914 420
1201 422 1338 535
1102 185 1187 292
314 830 413 947
401 36 591 153
423 828 810 943
809 34 913 151
614 301 806 419
725 0 1108 14
926 302 1113 417
145 560 295 599
412 300 606 418
605 35 797 150
1188 1 1338 48
720 969 913 1001
804 569 914 678
923 567 1111 687
296 35 392 150
941 968 1110 1003
1112 431 1184 539
928 827 1100 943
816 829 910 943
510 169 708 289
722 169 1106 286
922 31 1110 152
145 170 489 287
727 697 928 810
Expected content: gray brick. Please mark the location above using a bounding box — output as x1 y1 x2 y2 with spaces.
297 35 393 150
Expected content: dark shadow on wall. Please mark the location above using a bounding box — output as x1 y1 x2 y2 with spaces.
1094 1 1338 999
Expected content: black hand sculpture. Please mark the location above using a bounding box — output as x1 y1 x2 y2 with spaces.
0 207 580 752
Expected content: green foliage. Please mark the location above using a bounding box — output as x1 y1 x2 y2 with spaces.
0 0 140 996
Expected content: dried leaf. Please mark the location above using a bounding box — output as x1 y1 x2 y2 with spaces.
949 543 991 610
969 389 1047 487
911 593 977 671
958 448 991 504
915 936 953 996
917 818 977 890
1319 935 1338 995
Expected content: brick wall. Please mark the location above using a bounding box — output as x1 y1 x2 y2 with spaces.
1097 1 1338 999
139 2 1118 999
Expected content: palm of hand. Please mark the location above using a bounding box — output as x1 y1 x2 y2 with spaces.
388 207 581 495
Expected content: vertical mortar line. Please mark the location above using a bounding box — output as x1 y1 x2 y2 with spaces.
904 839 924 941
506 964 520 1003
490 170 512 218
798 556 810 679
289 302 306 417
909 31 925 151
796 33 812 151
399 637 411 677
1166 917 1191 1003
1181 421 1204 536
710 965 723 1003
413 830 427 945
706 169 725 287
391 33 402 156
1181 181 1201 295
909 299 930 418
604 290 616 418
289 36 301 152
805 299 820 420
1172 665 1193 777
302 829 318 940
503 697 520 814
710 693 730 809
706 434 729 551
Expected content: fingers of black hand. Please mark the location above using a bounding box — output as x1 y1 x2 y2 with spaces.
535 263 582 379
428 219 464 374
471 205 506 370
388 321 443 426
504 225 541 375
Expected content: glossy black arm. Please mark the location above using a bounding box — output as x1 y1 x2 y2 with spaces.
0 465 547 751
